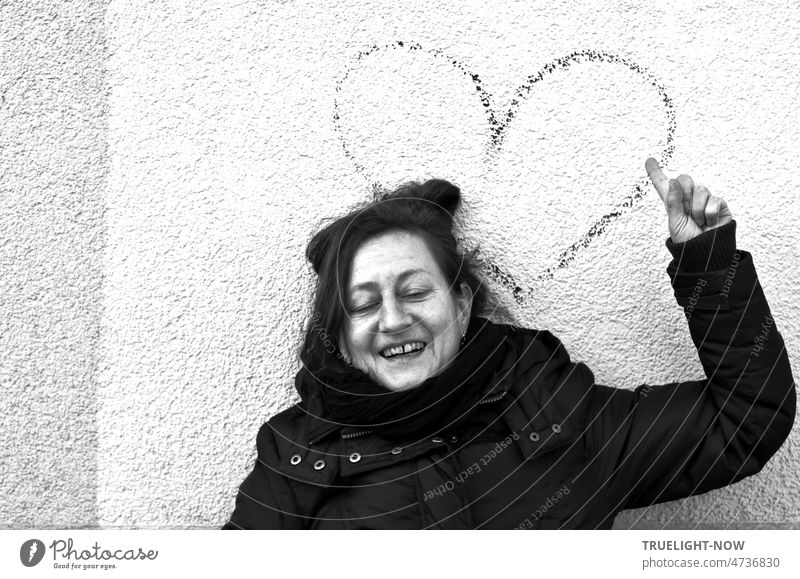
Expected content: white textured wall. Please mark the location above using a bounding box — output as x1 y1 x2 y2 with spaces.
1 1 106 527
2 0 798 528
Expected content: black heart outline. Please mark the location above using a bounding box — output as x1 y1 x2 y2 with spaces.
333 42 675 304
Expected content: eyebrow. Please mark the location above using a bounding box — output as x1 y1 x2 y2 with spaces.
348 268 428 293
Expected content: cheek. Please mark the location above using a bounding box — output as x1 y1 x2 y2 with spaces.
434 309 462 338
343 323 371 354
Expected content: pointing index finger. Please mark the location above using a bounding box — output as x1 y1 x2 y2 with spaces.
645 157 669 202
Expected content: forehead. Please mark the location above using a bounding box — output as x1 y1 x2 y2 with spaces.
347 231 443 289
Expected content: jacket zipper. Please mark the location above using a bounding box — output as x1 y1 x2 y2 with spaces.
341 429 374 440
478 390 508 405
309 428 375 445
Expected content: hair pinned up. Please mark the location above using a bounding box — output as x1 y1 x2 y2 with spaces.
300 178 514 370
305 179 460 276
379 178 461 225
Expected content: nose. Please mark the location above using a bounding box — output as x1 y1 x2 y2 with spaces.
377 295 413 334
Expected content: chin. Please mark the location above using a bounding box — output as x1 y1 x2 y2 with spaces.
378 372 430 392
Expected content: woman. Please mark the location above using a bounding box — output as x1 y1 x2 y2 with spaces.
223 159 795 529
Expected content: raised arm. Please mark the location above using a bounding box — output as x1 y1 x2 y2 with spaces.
586 160 796 513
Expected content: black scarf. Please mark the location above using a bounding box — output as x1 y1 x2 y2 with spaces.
297 316 510 439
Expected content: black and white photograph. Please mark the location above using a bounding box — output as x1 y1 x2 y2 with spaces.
1 0 798 575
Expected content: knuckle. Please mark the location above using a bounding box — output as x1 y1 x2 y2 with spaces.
695 184 710 197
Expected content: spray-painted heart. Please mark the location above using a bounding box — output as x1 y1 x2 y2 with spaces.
333 43 674 304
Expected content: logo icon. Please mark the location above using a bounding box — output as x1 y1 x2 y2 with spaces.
20 539 46 567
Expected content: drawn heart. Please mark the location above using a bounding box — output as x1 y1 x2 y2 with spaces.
333 43 674 303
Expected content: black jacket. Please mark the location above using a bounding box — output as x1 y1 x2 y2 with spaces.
224 221 795 529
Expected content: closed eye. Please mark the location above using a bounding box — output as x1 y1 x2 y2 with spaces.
403 290 429 298
349 290 429 314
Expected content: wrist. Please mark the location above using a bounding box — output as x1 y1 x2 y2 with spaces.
665 220 737 272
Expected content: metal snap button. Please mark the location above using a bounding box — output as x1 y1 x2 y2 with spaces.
449 435 458 443
349 452 361 463
529 432 540 442
313 459 326 470
431 437 444 443
290 454 302 465
551 423 562 433
391 447 403 455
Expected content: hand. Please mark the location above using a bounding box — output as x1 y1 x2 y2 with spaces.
645 158 733 244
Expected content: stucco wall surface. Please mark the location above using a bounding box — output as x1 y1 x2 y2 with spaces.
2 0 798 528
1 0 106 528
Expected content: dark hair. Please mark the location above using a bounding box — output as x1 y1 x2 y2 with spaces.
299 178 515 370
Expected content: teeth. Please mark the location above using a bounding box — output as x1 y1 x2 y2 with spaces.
382 342 425 358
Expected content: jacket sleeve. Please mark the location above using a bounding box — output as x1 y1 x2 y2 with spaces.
223 422 305 529
587 219 796 511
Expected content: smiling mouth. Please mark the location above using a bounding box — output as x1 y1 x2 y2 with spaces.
380 342 427 359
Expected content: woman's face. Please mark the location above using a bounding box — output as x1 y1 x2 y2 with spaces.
338 230 473 392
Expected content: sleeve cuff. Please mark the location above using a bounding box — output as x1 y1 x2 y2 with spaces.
665 219 737 272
